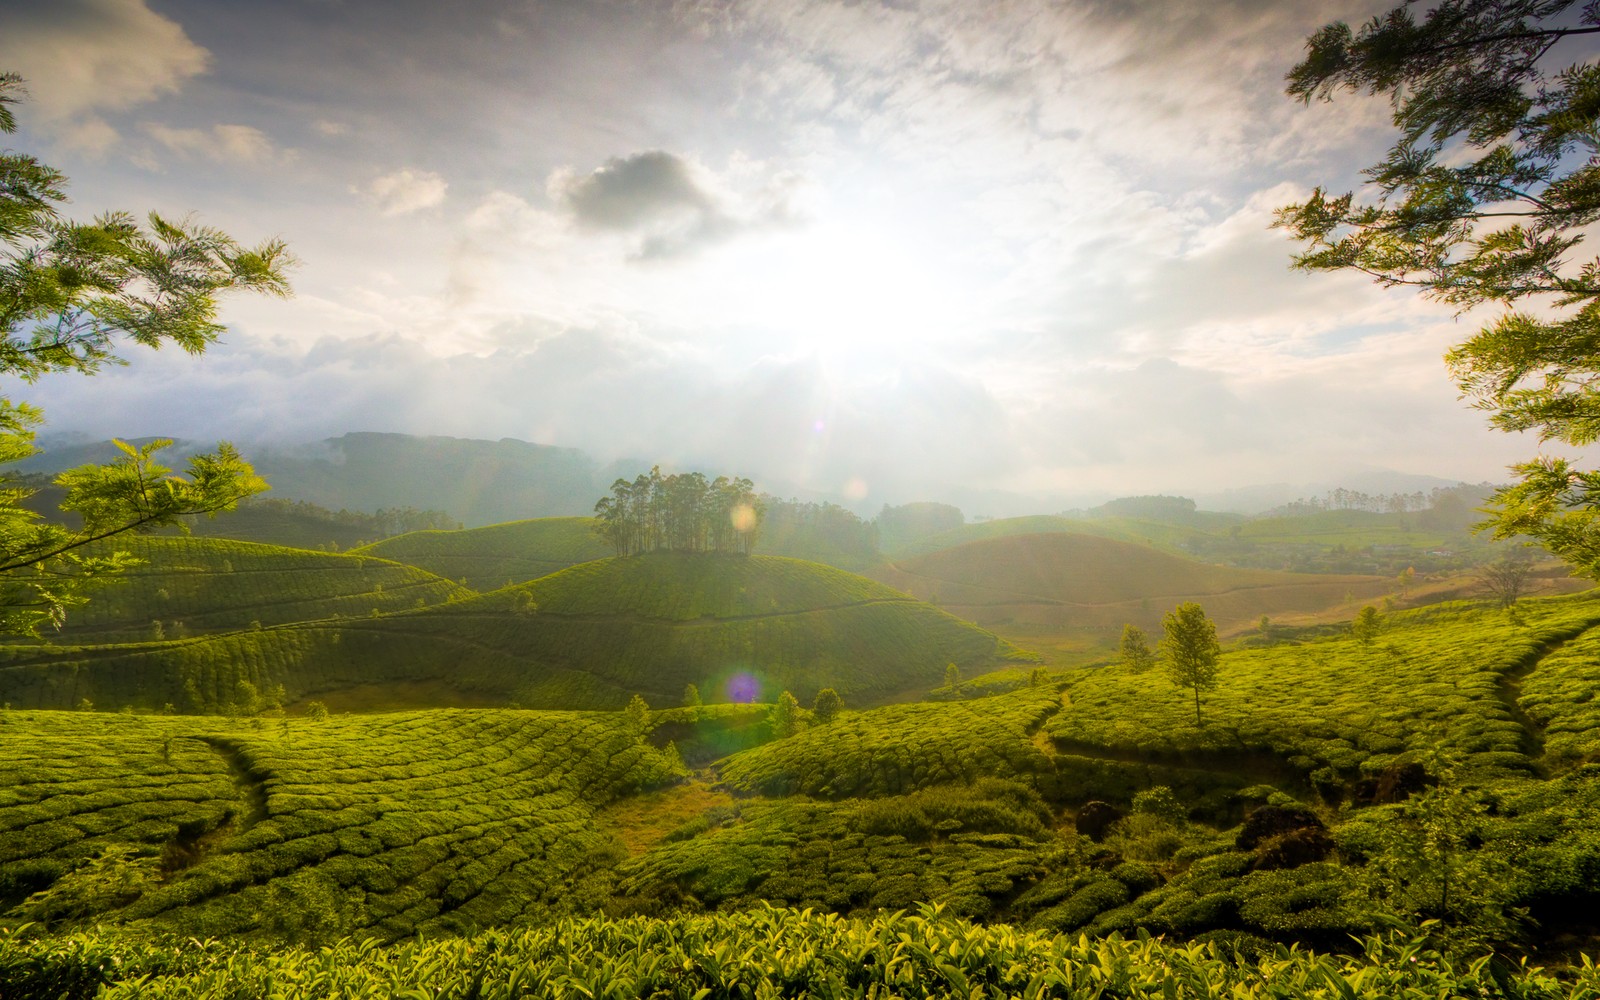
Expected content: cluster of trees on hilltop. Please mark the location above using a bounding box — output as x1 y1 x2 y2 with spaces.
593 467 763 556
759 499 879 570
1264 486 1493 517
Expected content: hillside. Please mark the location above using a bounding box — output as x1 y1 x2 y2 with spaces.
871 532 1391 640
18 536 472 644
0 554 1036 714
353 517 610 590
8 591 1600 961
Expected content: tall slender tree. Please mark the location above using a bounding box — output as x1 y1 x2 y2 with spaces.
1160 602 1222 727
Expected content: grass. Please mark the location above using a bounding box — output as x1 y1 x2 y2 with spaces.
352 517 610 590
0 554 1037 713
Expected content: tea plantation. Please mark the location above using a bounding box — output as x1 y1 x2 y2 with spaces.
0 554 1034 713
353 517 610 590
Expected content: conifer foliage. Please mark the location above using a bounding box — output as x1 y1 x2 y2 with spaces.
592 466 763 557
1277 1 1600 576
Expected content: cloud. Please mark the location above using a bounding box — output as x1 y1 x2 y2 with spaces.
0 0 209 134
549 150 802 260
313 119 350 137
364 169 448 216
142 123 283 164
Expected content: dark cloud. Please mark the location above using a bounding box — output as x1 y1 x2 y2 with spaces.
554 150 712 229
551 150 801 260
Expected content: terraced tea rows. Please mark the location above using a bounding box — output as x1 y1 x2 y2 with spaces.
1046 592 1600 787
717 686 1061 798
0 555 1034 712
0 710 680 940
28 536 471 642
353 517 609 590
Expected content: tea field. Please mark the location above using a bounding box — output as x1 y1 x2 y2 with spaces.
0 554 1035 713
353 517 609 590
9 536 471 643
11 906 1600 1000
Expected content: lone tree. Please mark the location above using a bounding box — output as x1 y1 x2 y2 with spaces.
1277 2 1600 577
1119 623 1156 672
812 687 842 723
0 74 291 634
1352 605 1383 645
1481 556 1534 607
768 690 800 739
1160 602 1222 727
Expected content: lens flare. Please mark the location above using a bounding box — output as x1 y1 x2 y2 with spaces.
725 673 760 703
730 503 758 533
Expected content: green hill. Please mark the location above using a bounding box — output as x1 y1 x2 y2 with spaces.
871 532 1390 637
353 517 610 590
23 536 472 643
0 554 1036 713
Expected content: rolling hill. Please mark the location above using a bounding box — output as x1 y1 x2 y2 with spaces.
870 531 1393 638
0 554 1036 714
19 536 472 644
353 517 611 590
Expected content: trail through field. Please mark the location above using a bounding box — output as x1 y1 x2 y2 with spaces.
195 737 269 829
1495 619 1600 774
596 778 736 855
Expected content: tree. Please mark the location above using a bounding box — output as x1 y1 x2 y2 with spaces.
0 74 291 634
812 687 842 723
1276 2 1600 577
1481 555 1534 607
767 690 800 739
1160 602 1221 726
1119 623 1156 673
682 683 702 708
943 662 962 692
1352 604 1383 645
624 693 651 736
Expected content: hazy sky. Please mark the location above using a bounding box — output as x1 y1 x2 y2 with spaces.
1 0 1582 506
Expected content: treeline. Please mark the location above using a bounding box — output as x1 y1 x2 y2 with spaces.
1264 485 1492 517
236 498 462 536
759 498 880 569
593 467 763 556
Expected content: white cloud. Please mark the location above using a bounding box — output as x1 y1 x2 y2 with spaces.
313 119 350 137
142 122 283 164
364 168 448 216
0 0 209 135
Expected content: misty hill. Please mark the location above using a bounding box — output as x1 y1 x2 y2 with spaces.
20 536 472 644
0 554 1035 714
17 432 614 528
354 517 611 590
871 532 1392 636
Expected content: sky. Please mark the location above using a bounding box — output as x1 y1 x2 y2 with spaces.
0 0 1585 510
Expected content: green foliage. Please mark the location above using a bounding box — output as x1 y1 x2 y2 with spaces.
1120 623 1155 672
1160 602 1222 726
0 76 291 635
593 467 762 557
624 694 650 736
943 662 961 691
767 690 800 739
813 686 842 723
756 498 880 571
8 906 1598 998
719 687 1059 799
682 683 701 708
1352 605 1382 645
1278 3 1600 577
